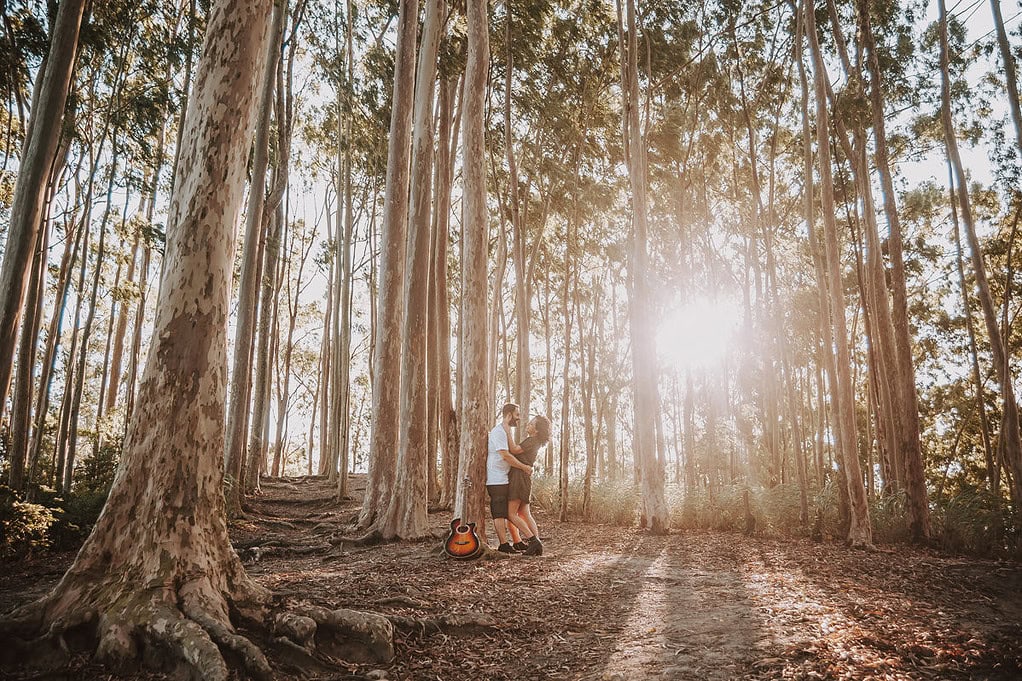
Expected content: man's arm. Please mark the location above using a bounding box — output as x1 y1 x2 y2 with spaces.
500 449 531 473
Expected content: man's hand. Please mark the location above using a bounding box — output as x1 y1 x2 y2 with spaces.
500 450 530 472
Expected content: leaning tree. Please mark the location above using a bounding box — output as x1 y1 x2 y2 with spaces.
0 0 392 678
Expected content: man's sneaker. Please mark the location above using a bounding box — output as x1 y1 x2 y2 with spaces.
512 541 530 552
497 543 519 554
523 538 543 556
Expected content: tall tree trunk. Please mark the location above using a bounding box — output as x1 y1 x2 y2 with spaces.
506 11 530 420
317 225 334 477
579 290 597 519
542 273 554 475
0 3 282 678
225 0 284 512
454 0 491 533
950 167 998 496
8 220 47 490
558 213 575 523
805 0 871 546
331 0 355 499
939 0 1022 508
375 0 442 539
248 206 283 491
989 0 1022 160
0 0 85 412
856 0 929 541
618 0 668 533
434 75 460 508
358 0 416 530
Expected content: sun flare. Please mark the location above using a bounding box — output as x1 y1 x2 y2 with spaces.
656 296 742 372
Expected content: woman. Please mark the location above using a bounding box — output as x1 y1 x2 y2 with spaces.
506 414 551 556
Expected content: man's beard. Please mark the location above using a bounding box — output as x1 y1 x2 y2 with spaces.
510 417 520 427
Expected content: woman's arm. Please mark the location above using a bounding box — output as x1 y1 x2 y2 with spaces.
503 424 524 454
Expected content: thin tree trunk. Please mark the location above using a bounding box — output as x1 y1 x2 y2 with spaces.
454 0 490 533
805 0 871 545
248 205 284 491
939 0 1022 508
226 0 284 511
435 75 460 509
330 0 354 497
989 0 1022 161
0 0 85 412
950 165 998 496
618 0 668 533
558 214 574 523
542 272 554 475
8 218 47 490
317 220 334 477
506 11 530 420
358 0 416 530
376 0 442 539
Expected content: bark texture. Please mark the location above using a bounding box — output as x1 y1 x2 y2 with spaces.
805 0 872 546
455 0 491 531
0 5 349 679
358 0 416 530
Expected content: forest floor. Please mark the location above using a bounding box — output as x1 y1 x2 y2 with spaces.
1 475 1021 680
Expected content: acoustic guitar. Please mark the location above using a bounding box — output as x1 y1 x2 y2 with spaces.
444 517 483 559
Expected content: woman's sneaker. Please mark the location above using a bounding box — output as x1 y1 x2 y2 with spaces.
523 538 543 556
512 541 530 552
497 543 519 554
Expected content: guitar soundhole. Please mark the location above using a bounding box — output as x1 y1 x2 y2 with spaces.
456 525 470 533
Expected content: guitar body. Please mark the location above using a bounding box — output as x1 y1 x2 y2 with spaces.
444 518 483 559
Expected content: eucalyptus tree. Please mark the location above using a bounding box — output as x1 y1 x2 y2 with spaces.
225 0 285 512
375 0 444 539
853 0 930 541
804 0 872 546
247 0 307 492
0 0 85 421
618 0 668 533
357 0 416 531
0 1 278 675
937 0 1022 509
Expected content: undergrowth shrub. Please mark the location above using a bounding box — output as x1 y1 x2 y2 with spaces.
930 488 1016 556
0 485 56 558
531 475 638 525
533 474 1019 557
50 490 109 550
27 485 111 552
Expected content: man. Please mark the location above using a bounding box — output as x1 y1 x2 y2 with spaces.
486 403 538 553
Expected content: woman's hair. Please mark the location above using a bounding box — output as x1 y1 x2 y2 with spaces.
530 415 552 443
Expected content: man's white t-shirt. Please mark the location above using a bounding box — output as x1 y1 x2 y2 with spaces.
486 422 510 485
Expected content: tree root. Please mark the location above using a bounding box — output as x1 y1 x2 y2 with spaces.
384 610 498 637
239 541 333 562
2 592 396 680
298 605 394 663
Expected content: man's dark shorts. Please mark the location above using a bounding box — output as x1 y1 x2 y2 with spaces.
486 484 509 519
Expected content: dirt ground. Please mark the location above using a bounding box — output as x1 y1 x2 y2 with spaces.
2 475 1021 680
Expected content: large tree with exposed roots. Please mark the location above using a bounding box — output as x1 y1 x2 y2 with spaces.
0 1 393 677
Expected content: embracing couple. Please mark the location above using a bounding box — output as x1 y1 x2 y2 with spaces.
486 402 551 556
